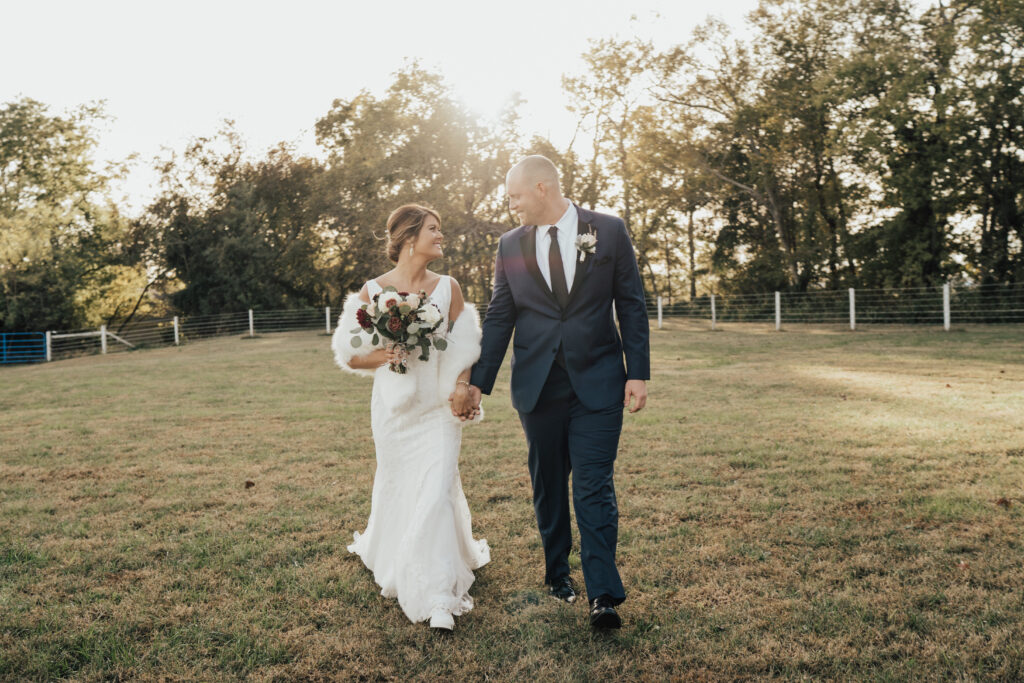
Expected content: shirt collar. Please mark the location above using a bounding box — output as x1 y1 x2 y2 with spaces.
542 201 577 239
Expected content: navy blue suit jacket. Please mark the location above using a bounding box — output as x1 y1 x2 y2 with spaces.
470 204 651 413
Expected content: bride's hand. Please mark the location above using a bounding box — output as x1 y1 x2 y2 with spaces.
350 346 398 370
373 346 400 367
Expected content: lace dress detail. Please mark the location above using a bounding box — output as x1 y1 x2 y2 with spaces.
347 275 490 623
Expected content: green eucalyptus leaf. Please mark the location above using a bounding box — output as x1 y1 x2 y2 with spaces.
350 337 362 348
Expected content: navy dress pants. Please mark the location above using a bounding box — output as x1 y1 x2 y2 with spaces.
518 361 626 605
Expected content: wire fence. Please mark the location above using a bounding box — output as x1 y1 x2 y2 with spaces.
42 308 334 363
646 281 1024 328
7 281 1023 365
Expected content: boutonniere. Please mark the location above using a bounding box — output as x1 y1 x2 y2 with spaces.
575 231 597 262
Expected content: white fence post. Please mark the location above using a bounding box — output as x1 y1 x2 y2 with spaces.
325 306 331 333
100 325 108 354
657 296 663 329
943 283 950 331
45 331 52 361
248 309 254 337
849 288 856 331
173 316 180 345
775 291 781 331
711 294 717 331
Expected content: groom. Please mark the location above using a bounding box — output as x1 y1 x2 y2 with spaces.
461 155 650 629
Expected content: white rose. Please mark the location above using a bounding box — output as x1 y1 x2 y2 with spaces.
406 293 421 309
382 295 400 309
420 304 442 326
366 300 377 316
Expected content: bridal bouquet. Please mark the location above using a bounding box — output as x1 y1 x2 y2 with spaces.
350 286 448 373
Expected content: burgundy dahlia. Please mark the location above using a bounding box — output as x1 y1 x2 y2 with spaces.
387 316 402 333
356 308 372 329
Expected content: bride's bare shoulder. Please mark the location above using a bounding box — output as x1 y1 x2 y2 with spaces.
365 270 397 297
425 270 446 289
444 274 462 296
359 271 392 302
357 282 371 303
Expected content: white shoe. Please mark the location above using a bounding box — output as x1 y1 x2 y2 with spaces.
429 608 454 631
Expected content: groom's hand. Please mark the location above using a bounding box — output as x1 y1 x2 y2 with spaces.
466 385 482 417
452 385 482 422
624 380 647 414
449 386 472 419
448 385 483 421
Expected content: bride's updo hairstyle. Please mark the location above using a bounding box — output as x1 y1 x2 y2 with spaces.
386 204 441 263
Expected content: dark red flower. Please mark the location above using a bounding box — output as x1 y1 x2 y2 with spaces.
387 316 403 333
356 308 372 329
398 291 410 296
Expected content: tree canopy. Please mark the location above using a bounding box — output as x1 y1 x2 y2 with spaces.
2 0 1021 332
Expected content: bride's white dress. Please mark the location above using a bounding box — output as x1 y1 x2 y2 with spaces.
331 275 490 623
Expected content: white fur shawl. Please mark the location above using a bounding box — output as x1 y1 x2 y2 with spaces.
331 291 484 421
331 292 379 378
436 303 483 408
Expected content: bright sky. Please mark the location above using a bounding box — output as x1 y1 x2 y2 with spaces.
2 0 761 210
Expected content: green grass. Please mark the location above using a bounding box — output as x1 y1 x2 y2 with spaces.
2 320 1023 680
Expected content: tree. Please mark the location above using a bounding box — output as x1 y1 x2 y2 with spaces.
655 1 870 294
564 38 674 298
835 0 968 288
144 125 332 315
949 0 1024 284
315 64 517 304
0 97 136 332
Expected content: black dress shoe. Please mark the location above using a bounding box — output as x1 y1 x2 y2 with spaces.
589 596 622 629
547 576 578 603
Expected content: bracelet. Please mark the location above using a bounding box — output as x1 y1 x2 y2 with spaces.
456 380 470 387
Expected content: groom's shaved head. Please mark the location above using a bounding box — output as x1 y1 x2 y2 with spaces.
508 155 561 193
506 154 568 227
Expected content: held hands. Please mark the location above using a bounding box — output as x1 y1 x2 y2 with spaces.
624 379 647 413
449 384 482 422
447 379 642 416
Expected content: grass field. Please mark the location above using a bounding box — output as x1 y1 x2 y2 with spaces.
2 320 1023 681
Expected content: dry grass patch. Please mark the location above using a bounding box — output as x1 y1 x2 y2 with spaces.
2 323 1023 680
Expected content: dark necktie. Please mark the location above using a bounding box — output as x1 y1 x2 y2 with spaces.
548 226 570 309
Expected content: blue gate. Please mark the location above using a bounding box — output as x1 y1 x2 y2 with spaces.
0 333 46 364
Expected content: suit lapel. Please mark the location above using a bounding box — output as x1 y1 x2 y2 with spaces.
520 226 559 308
566 217 595 308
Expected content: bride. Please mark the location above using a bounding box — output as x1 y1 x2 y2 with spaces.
331 203 490 631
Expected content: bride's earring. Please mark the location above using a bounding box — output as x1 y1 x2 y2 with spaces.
409 244 414 256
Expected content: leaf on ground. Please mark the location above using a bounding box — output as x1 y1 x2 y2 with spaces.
245 480 255 489
996 497 1011 508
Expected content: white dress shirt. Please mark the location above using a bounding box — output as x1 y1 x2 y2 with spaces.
535 200 579 293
